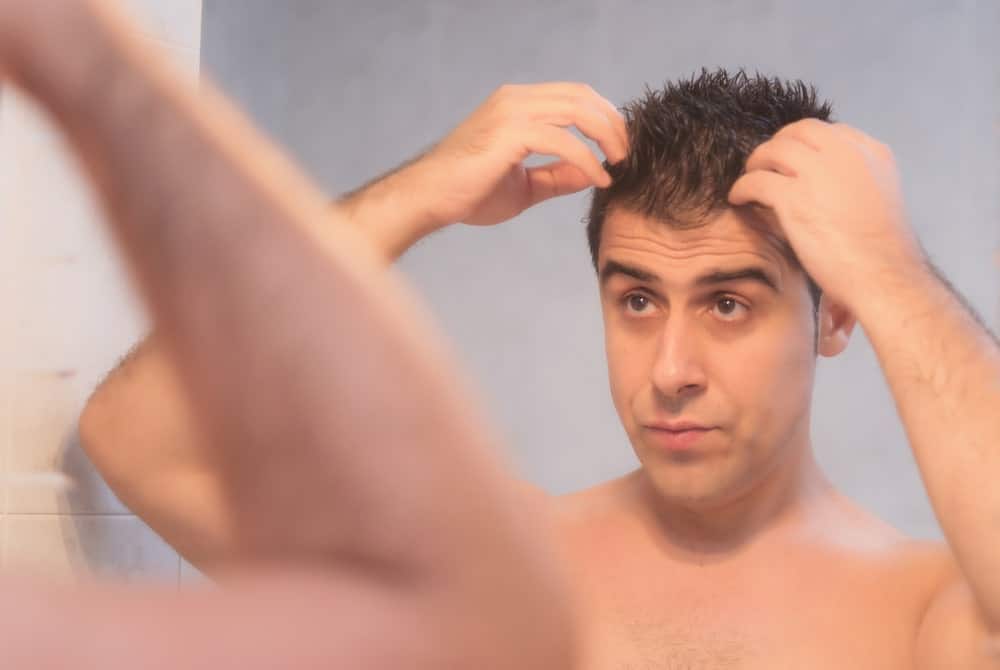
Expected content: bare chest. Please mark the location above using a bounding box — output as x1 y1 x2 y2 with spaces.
569 554 923 670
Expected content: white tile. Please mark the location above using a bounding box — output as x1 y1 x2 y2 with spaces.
10 265 94 374
3 514 178 583
12 254 149 376
119 0 203 51
0 95 149 372
6 370 82 513
5 370 131 515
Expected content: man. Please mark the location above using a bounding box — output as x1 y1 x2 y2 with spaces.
81 23 1000 670
0 1 574 667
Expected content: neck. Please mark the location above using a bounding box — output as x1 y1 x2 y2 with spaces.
629 443 832 563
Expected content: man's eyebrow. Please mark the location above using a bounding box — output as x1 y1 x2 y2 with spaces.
599 260 661 286
694 267 779 292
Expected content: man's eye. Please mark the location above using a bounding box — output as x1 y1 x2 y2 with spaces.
623 293 655 315
712 297 749 321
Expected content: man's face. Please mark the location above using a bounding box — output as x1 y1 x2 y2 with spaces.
598 207 819 508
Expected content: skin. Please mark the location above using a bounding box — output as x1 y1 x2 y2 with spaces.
562 206 948 669
0 1 575 668
76 8 1000 670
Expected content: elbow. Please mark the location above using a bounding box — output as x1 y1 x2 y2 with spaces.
76 387 123 485
77 390 106 459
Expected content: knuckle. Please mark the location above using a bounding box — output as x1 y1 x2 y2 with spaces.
773 123 798 139
490 84 520 105
491 97 522 125
747 141 772 161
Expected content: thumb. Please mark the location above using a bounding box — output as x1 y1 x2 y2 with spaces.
526 160 596 207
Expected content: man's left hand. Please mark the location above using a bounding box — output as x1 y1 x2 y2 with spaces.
728 119 926 315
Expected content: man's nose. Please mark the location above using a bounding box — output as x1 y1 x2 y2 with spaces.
650 315 708 403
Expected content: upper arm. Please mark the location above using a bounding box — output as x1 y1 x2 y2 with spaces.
915 564 1000 669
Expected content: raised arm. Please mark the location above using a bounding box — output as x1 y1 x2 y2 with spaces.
78 73 628 569
730 118 1000 668
1 1 579 666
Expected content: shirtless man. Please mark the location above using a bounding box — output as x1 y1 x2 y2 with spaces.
81 24 1000 670
0 1 574 667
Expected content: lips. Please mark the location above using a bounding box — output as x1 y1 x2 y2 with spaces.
645 420 711 432
641 421 715 451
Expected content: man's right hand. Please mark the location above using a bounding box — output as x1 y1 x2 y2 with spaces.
342 83 628 260
418 82 628 227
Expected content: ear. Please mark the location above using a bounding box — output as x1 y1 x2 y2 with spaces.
816 294 856 357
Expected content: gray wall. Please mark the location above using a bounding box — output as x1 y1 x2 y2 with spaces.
202 0 1000 539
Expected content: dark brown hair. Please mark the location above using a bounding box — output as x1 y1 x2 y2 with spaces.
586 68 831 306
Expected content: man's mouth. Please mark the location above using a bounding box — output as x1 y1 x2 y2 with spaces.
641 421 715 451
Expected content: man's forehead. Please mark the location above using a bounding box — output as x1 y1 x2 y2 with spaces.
598 207 792 281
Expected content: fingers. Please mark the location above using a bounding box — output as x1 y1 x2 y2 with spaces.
523 125 612 187
540 82 629 159
745 135 820 177
773 117 833 151
728 169 792 210
775 117 889 159
525 160 594 205
493 82 628 164
534 96 627 164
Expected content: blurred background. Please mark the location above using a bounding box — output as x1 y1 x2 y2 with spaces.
0 0 997 585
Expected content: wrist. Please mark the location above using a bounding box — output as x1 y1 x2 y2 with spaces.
851 256 948 334
340 160 447 261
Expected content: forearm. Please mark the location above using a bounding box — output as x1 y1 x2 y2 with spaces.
337 155 447 262
6 0 542 584
859 263 1000 625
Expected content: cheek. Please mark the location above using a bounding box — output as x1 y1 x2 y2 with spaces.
603 324 653 420
727 311 816 419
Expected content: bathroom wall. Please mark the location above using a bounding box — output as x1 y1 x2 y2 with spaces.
0 0 202 583
201 0 999 540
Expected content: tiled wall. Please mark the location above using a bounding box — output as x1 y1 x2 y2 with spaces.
0 0 203 585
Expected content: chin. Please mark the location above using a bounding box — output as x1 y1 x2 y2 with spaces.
640 456 753 510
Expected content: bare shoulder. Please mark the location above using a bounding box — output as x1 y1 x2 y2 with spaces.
813 490 945 558
543 472 647 557
549 473 636 523
816 494 955 599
